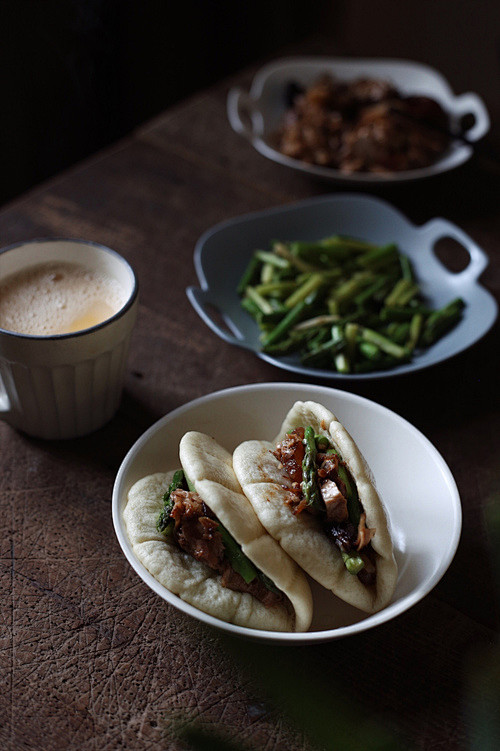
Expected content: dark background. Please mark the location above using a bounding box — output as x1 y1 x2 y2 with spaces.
0 0 332 206
1 0 500 208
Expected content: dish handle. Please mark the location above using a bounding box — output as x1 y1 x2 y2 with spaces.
186 286 244 347
420 218 489 283
453 93 490 142
0 376 11 415
227 88 258 141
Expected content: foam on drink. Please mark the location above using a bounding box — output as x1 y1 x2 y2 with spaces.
0 261 128 335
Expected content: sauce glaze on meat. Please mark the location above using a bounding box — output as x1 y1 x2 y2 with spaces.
275 73 450 174
170 489 286 607
273 428 377 585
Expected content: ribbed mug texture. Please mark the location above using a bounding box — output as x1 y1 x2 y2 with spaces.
0 334 131 439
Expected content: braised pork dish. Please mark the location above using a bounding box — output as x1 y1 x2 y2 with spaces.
275 74 451 174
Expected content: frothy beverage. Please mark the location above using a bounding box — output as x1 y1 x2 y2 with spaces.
0 261 128 335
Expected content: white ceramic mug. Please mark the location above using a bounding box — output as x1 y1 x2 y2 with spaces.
0 238 138 439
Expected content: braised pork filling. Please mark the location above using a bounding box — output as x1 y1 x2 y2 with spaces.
156 471 288 609
273 426 377 586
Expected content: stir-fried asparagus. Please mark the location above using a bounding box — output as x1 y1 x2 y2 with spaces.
302 429 367 576
301 426 324 513
156 469 187 534
237 234 465 373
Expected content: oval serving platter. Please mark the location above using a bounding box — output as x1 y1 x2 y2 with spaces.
187 193 498 380
227 56 490 185
112 382 462 644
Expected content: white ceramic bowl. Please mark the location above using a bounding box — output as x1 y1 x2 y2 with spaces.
227 56 490 184
112 383 461 644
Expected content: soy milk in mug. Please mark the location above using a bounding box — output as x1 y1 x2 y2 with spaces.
0 260 128 335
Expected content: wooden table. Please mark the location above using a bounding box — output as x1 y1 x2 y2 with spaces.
1 48 499 751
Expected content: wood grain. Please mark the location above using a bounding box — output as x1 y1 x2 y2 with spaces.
1 42 499 751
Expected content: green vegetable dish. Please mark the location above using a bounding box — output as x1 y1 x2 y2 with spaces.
237 235 465 374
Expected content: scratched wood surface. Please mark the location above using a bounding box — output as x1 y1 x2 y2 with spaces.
1 41 500 751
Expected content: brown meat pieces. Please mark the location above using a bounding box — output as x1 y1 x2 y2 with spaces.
273 427 305 486
274 431 350 520
273 430 377 583
276 73 450 173
169 489 285 608
170 489 224 570
340 98 450 173
220 565 285 609
320 479 349 523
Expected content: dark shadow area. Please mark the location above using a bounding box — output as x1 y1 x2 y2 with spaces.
24 389 163 477
0 0 332 206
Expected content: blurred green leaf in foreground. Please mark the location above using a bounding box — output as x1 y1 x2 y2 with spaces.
465 492 500 750
170 635 405 751
169 493 500 751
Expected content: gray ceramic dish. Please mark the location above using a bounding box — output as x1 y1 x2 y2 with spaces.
227 56 490 185
187 194 498 380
